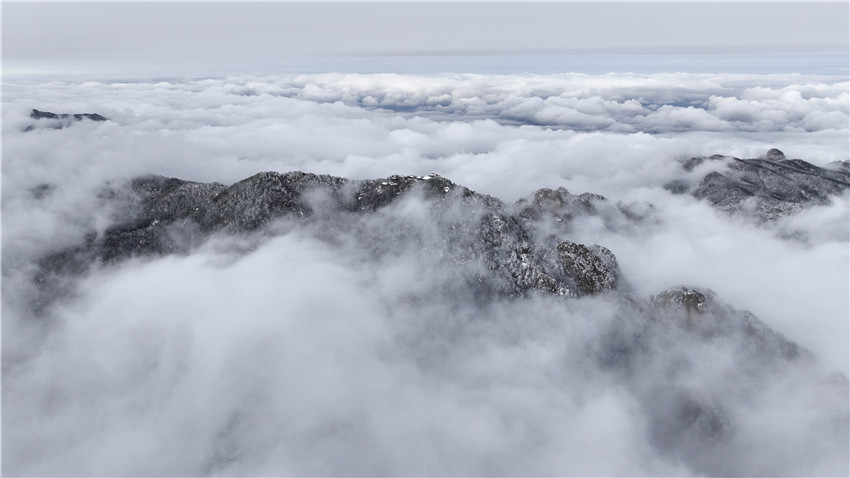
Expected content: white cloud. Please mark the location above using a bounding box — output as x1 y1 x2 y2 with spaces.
2 71 848 476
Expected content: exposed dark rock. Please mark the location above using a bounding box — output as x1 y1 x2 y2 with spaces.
515 187 606 223
590 284 816 473
25 171 807 359
32 168 838 325
354 173 488 211
33 172 590 304
22 168 838 475
681 154 727 172
662 179 690 194
595 284 807 378
648 285 805 361
652 286 710 314
764 148 786 161
512 186 653 253
555 241 618 295
29 171 810 366
675 151 850 221
30 109 107 122
23 109 108 132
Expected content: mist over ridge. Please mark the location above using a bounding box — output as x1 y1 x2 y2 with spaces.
3 72 849 476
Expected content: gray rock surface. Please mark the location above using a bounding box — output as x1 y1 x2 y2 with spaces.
649 285 804 359
23 167 846 474
764 148 786 161
590 283 817 474
672 150 850 221
556 241 618 295
25 169 818 360
31 170 813 367
23 109 108 132
35 172 589 305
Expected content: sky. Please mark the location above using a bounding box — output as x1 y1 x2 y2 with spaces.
3 2 849 75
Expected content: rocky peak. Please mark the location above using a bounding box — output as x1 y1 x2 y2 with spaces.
670 152 850 221
30 109 107 122
25 168 831 468
515 187 606 222
27 170 816 363
23 109 108 132
556 241 618 295
764 148 786 161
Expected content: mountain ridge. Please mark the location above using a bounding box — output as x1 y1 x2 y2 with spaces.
18 158 849 475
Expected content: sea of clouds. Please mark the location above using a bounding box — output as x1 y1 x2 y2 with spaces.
2 71 849 476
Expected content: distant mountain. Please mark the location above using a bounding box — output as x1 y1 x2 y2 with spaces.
667 149 850 221
23 109 108 132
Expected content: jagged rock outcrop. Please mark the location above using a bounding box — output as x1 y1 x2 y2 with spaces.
24 168 841 475
34 172 595 305
25 171 804 352
23 109 108 132
764 148 786 161
29 170 809 363
590 283 816 473
555 241 618 294
32 166 840 321
30 109 108 122
597 285 806 377
652 286 710 315
513 185 659 249
669 150 850 221
515 187 606 222
648 285 805 359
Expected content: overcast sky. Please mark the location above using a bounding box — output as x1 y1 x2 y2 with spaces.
3 2 848 62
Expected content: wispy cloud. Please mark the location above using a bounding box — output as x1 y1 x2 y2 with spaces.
3 72 848 476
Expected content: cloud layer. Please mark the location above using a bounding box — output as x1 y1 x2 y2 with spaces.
3 72 848 476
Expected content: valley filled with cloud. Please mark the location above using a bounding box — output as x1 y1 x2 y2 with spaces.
2 70 848 476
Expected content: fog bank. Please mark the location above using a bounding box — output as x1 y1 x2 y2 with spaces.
3 72 848 476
